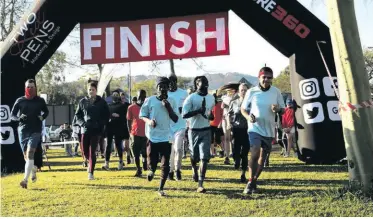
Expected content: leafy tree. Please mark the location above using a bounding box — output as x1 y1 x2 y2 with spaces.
131 80 156 97
272 66 291 93
36 50 68 104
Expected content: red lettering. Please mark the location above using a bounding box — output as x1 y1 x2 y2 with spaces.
80 12 229 64
294 24 311 39
283 15 299 30
271 5 287 21
270 5 310 39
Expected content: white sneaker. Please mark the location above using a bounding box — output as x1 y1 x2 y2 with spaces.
88 173 94 180
102 164 109 171
117 162 124 170
31 166 37 183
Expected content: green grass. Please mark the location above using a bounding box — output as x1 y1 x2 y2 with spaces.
1 146 372 217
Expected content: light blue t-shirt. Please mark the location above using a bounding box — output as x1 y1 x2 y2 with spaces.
168 88 188 134
139 96 178 143
182 93 215 129
241 86 285 138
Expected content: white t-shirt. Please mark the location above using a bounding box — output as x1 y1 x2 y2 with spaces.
242 86 285 138
168 88 188 133
182 93 215 129
139 96 178 143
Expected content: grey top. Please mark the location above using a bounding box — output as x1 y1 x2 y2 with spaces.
228 97 247 129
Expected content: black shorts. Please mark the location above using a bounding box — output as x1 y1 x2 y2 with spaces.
210 126 223 144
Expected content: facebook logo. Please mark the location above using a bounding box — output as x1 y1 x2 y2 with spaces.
323 77 339 97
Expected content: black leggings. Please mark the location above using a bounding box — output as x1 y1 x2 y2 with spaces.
82 134 99 173
105 131 123 162
147 141 171 180
232 128 249 171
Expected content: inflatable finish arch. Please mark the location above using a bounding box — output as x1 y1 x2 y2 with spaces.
1 0 346 172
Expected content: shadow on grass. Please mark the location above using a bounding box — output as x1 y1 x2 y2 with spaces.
45 166 138 172
65 181 331 201
207 187 328 200
67 183 197 193
265 164 347 173
262 178 348 187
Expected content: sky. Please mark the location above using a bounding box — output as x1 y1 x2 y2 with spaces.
60 0 373 82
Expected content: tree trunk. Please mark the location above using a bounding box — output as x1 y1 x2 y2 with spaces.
327 0 373 194
97 64 111 97
169 59 176 77
105 78 112 97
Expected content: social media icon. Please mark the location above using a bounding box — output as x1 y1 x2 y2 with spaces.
302 102 325 124
0 105 11 123
323 77 339 97
327 101 341 121
299 78 320 100
0 126 15 144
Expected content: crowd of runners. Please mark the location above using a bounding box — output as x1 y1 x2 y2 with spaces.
10 66 297 196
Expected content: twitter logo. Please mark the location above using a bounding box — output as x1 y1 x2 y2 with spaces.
302 102 325 124
0 126 15 144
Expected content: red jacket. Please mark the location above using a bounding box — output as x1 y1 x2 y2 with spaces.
282 107 294 128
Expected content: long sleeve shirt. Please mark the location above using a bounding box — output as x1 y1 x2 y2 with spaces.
10 96 49 133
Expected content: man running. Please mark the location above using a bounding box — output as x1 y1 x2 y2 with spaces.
10 79 49 189
241 67 285 194
182 76 215 193
102 90 129 170
127 90 148 177
167 75 188 181
139 77 178 196
120 92 132 164
210 93 224 158
75 81 110 180
228 83 249 182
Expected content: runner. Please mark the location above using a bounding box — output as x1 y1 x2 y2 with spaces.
102 89 129 170
139 77 178 196
282 99 296 157
228 83 249 182
241 67 285 194
127 89 148 177
182 76 215 193
72 116 84 158
221 89 235 164
10 79 49 189
120 92 132 164
167 75 188 181
210 93 224 158
75 81 110 180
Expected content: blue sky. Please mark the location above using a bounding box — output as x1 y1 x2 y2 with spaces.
61 0 373 82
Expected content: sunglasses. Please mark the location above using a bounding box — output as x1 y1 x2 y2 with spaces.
262 76 273 80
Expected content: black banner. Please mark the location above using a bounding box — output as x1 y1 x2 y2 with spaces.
1 0 345 173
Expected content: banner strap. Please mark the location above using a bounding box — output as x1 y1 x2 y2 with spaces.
316 41 373 112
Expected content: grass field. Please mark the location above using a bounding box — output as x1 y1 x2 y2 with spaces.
1 146 373 217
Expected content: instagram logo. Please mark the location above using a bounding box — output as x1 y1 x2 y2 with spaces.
299 78 320 100
0 105 11 123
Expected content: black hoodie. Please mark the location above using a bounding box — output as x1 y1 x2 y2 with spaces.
107 101 129 133
75 95 110 135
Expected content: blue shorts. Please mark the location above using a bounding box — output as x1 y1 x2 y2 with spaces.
248 132 273 153
18 128 41 152
188 128 211 162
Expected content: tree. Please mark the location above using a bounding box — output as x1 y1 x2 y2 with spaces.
0 0 31 41
177 76 192 89
363 48 373 93
327 0 373 195
131 80 156 97
272 66 291 93
36 50 68 104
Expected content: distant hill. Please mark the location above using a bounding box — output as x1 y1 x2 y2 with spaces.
116 72 259 90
